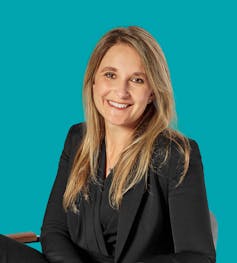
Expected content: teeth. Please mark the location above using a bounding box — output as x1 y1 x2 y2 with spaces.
108 101 129 109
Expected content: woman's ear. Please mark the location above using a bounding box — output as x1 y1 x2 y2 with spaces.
147 92 154 104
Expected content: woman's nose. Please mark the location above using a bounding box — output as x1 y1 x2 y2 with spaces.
114 80 130 99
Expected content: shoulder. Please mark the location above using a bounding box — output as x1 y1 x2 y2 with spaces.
152 133 204 189
154 131 200 156
63 122 86 151
169 137 202 169
68 122 86 139
152 132 202 171
171 138 200 158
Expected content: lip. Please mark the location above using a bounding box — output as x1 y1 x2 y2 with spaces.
107 100 132 109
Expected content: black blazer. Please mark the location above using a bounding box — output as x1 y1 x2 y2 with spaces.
41 123 216 263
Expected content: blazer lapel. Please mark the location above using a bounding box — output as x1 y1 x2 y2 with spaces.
83 143 108 255
115 177 146 262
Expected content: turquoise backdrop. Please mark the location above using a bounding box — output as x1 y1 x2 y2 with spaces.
1 1 236 262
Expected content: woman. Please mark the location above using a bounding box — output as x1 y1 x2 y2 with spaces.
0 26 216 263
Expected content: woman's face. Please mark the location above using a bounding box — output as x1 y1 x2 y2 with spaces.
93 43 153 130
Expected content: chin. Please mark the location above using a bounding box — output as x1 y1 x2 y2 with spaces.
106 120 137 129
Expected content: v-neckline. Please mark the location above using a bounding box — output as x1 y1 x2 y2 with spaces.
92 141 110 256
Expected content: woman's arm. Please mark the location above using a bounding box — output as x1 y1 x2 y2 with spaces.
40 124 86 263
147 140 216 263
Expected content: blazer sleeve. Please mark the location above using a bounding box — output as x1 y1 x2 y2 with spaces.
146 140 216 263
40 124 86 263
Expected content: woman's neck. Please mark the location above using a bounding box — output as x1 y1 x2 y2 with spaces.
105 124 134 176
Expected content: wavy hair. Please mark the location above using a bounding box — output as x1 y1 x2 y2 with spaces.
63 26 190 211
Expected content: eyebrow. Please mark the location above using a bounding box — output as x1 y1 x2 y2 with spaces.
100 66 146 77
101 67 118 72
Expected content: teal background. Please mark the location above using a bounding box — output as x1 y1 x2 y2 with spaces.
0 0 236 262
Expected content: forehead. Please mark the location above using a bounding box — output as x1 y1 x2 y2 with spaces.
98 43 145 72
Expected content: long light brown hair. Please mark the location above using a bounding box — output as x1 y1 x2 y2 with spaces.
63 26 190 211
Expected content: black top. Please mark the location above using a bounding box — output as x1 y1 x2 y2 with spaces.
100 171 118 256
98 141 118 257
41 123 216 263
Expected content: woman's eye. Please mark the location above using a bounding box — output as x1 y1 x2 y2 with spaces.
131 77 144 84
104 72 116 79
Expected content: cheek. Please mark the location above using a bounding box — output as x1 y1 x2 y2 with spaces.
92 90 102 115
93 80 110 98
136 90 152 104
92 83 108 111
93 83 102 101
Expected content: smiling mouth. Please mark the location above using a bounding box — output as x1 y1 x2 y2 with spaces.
107 100 131 109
